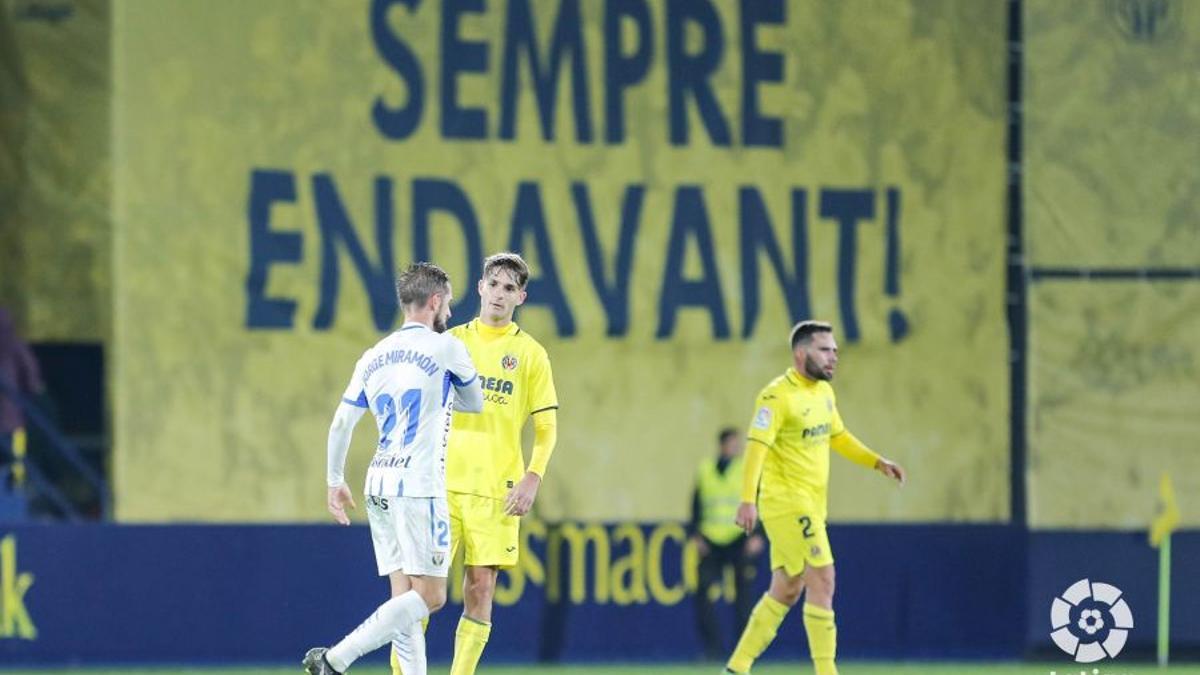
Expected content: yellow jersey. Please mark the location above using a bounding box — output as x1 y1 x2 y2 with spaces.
746 368 846 520
446 319 558 499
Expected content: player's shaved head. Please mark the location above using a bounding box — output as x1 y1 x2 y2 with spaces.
396 261 451 308
789 320 834 350
482 252 530 288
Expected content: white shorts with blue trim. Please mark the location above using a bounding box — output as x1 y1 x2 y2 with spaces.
366 495 451 578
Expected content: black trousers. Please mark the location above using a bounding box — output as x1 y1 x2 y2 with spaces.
694 535 758 659
0 431 12 484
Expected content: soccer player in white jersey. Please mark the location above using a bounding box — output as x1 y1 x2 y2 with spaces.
304 262 483 675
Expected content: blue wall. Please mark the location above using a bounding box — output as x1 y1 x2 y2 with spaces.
0 524 1193 665
1027 530 1200 658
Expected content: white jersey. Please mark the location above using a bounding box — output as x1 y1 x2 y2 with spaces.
340 322 479 498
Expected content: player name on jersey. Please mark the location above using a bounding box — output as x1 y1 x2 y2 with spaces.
360 348 439 383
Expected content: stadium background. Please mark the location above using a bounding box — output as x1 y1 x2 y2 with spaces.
0 0 1196 671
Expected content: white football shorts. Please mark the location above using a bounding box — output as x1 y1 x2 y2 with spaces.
365 495 451 578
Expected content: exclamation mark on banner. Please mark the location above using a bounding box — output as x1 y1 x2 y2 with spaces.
885 187 909 342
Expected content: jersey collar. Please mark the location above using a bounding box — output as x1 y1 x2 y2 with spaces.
399 321 428 332
785 367 819 388
472 318 521 337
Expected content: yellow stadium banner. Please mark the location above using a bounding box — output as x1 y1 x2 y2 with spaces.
1025 0 1200 528
111 0 1009 522
0 0 110 341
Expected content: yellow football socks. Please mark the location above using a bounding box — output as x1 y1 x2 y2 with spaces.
449 614 491 675
803 603 838 675
726 593 789 673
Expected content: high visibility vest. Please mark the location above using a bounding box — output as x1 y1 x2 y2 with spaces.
697 457 745 545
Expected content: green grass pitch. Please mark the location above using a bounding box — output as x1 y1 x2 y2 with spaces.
3 664 1200 675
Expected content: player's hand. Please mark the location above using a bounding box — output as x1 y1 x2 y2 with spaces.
327 484 356 525
735 502 758 535
690 535 710 557
504 472 541 516
875 458 906 486
744 533 765 557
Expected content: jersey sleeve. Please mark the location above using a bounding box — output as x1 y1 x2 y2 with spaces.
526 345 558 415
446 335 483 412
330 354 369 486
746 386 785 448
340 354 369 408
445 335 479 387
829 388 846 436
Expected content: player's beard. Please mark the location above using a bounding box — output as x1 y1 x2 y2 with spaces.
432 301 449 333
804 353 833 381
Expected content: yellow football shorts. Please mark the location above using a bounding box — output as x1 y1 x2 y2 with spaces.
762 511 835 576
448 491 520 569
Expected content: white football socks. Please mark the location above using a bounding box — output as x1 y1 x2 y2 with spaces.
392 619 427 675
326 590 429 672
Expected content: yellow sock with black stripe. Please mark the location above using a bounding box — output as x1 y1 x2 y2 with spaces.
449 614 491 675
389 618 429 675
803 603 838 675
726 593 789 673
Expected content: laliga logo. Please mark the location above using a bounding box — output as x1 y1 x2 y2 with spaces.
1050 579 1134 663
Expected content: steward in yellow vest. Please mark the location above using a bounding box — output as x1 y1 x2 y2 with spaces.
689 428 764 661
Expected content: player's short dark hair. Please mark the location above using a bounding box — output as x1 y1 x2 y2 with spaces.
789 320 833 350
718 427 738 445
482 252 530 288
395 262 451 308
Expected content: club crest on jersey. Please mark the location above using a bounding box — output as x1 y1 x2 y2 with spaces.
501 354 518 371
753 407 772 430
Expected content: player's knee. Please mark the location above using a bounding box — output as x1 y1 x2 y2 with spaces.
464 585 494 613
775 585 803 606
769 575 804 606
421 586 447 612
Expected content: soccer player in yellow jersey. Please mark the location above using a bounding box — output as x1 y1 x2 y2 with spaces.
394 252 557 675
724 321 906 675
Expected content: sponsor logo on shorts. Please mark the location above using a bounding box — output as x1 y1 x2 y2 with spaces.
432 552 445 566
810 545 821 557
506 546 517 553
